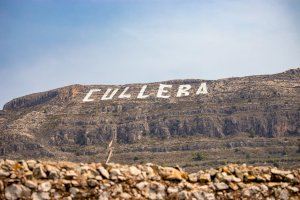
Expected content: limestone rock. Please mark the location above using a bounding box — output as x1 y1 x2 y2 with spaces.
87 179 98 187
129 166 141 176
214 182 229 190
38 182 51 192
0 180 4 192
26 160 37 170
271 168 291 176
120 192 131 199
32 192 50 200
0 169 10 178
188 173 198 182
5 184 31 200
69 187 80 196
136 181 148 191
158 166 187 181
167 186 179 194
33 165 47 179
65 170 77 179
25 180 38 189
98 166 110 179
199 173 211 183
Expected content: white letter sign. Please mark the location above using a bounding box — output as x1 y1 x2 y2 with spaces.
118 87 131 99
82 82 209 102
137 85 150 99
196 82 208 94
157 84 172 98
176 84 191 97
83 89 101 102
101 88 119 100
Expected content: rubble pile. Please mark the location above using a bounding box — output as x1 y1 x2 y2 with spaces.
0 160 299 199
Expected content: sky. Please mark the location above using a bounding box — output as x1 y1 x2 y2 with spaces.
0 0 300 108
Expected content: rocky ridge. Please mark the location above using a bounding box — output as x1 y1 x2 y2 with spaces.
0 160 299 200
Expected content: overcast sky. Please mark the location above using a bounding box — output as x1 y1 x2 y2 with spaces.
0 0 299 109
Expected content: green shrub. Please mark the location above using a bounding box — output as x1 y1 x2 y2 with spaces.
245 153 250 159
249 131 256 138
193 152 205 161
133 156 139 161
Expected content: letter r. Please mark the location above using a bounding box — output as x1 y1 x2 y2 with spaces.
177 84 191 97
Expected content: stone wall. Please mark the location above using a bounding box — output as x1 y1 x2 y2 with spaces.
0 160 299 199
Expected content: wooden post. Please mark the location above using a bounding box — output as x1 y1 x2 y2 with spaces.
105 130 116 164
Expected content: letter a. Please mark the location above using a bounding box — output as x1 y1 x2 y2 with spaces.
101 88 119 100
83 89 101 102
196 83 208 94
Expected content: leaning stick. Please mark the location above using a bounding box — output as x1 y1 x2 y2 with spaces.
105 131 116 164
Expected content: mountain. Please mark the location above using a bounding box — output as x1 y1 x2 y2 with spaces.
0 68 299 171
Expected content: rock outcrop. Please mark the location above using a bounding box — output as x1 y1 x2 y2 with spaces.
0 160 299 199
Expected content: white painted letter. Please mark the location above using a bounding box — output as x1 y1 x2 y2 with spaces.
118 87 131 99
83 89 101 102
137 85 150 99
196 82 208 94
101 88 119 100
176 84 191 97
157 84 172 98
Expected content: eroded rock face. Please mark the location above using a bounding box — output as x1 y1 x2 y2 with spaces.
0 69 299 160
0 160 299 199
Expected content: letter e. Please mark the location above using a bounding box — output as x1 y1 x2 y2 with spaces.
157 84 172 98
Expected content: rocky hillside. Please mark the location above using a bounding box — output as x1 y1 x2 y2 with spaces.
0 68 299 170
0 160 299 200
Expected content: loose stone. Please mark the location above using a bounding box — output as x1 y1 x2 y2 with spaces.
38 181 52 192
214 182 229 190
33 166 47 179
25 180 38 189
98 166 110 179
